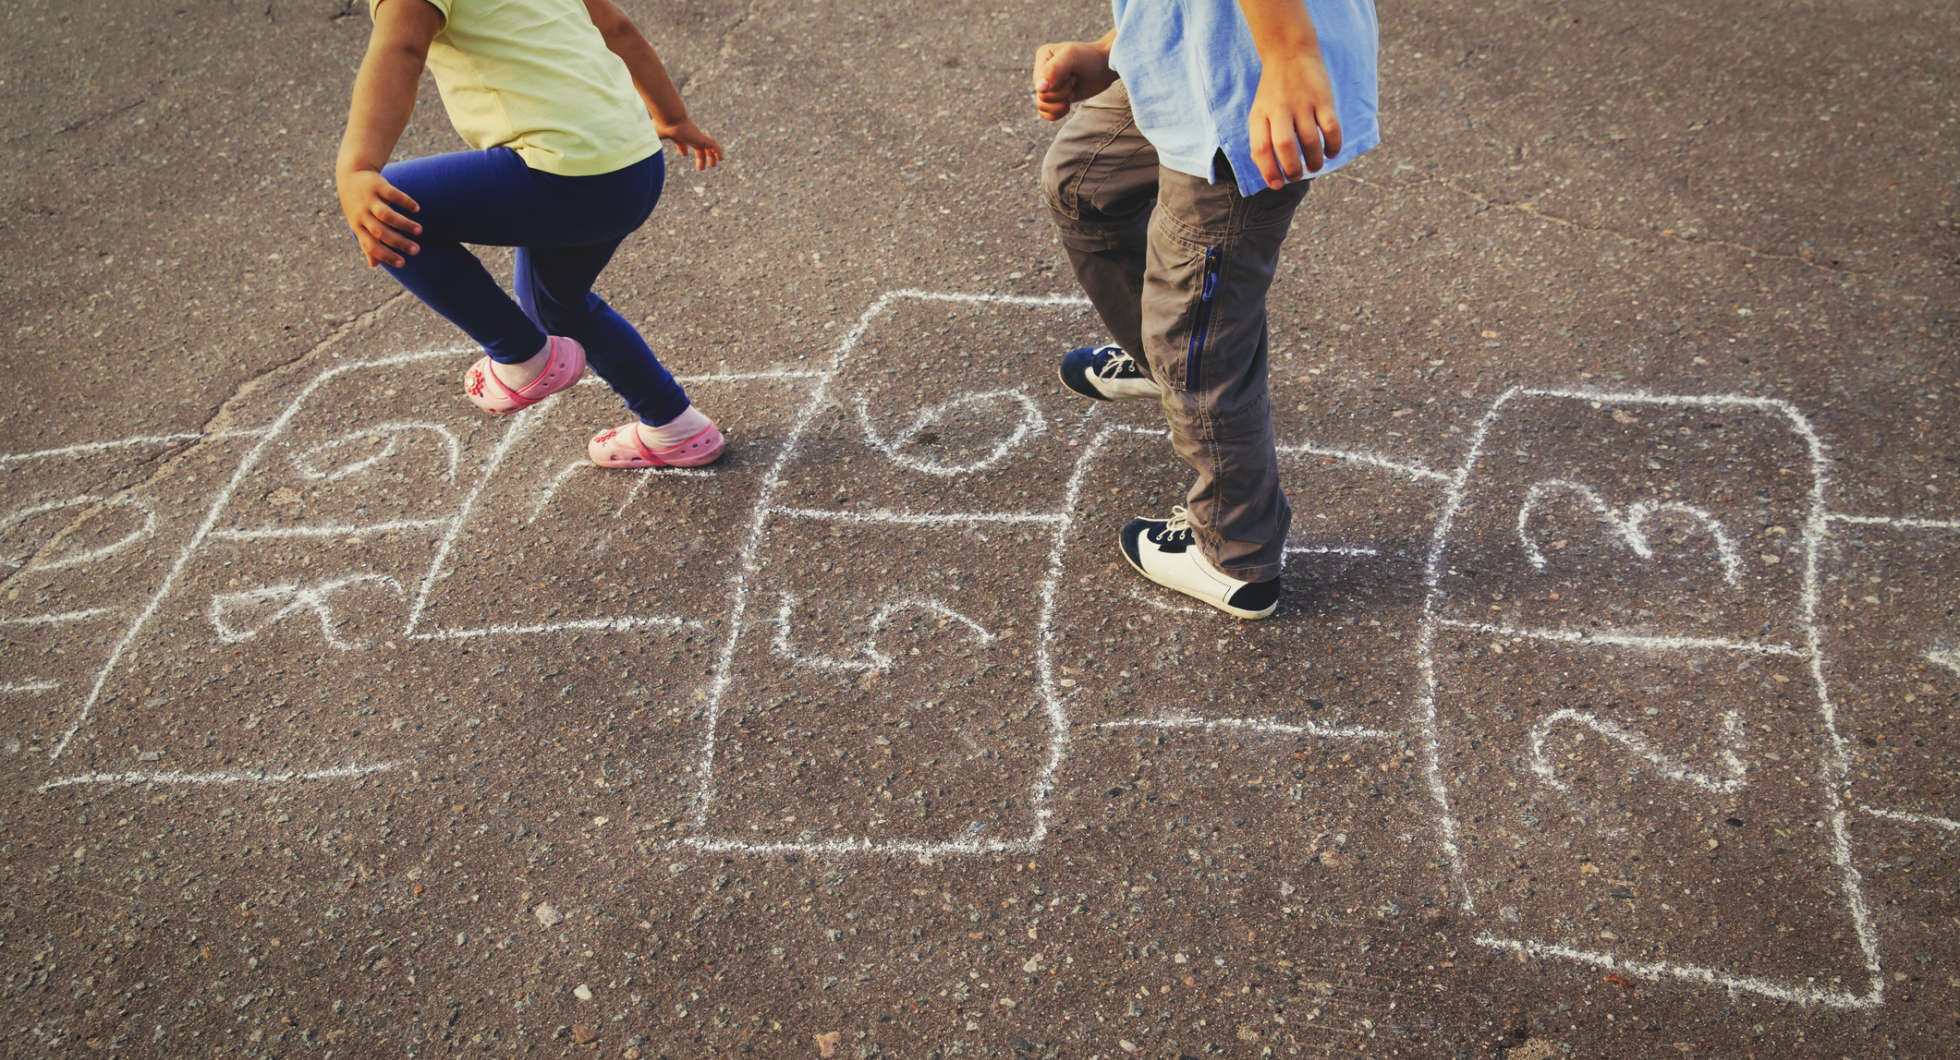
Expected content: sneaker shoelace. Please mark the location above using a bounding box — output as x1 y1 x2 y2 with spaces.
1096 349 1145 379
1157 506 1195 544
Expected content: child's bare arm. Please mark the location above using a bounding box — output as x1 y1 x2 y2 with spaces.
1031 29 1119 122
1238 0 1341 187
335 0 444 267
581 0 723 170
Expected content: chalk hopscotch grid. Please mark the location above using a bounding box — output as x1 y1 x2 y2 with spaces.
680 290 1097 858
1414 387 1884 1010
5 295 1958 1009
27 352 805 788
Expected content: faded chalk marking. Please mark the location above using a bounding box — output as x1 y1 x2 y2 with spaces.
290 423 460 484
1435 618 1806 658
615 464 714 518
0 608 119 628
1517 479 1742 585
209 518 451 542
38 759 404 793
1827 513 1960 533
1924 644 1960 678
530 461 589 522
771 506 1065 528
1858 806 1960 834
1278 441 1451 484
1127 589 1207 615
851 388 1047 477
0 680 59 694
1529 707 1747 794
772 593 995 674
2 495 157 573
208 574 405 651
403 398 543 637
0 429 260 467
1097 714 1397 741
1286 544 1383 558
1474 934 1879 1010
407 615 697 641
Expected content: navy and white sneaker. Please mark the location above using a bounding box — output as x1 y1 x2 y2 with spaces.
1058 344 1161 402
1119 507 1280 619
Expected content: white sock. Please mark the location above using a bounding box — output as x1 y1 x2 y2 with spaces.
491 340 553 389
637 406 713 449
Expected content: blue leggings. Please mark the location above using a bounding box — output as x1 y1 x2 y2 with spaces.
380 147 689 425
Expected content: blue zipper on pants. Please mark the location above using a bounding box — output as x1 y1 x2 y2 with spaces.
1187 247 1221 388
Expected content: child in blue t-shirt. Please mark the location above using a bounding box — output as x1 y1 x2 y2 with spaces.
1034 0 1379 618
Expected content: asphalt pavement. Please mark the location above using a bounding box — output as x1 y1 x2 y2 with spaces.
2 0 1956 1055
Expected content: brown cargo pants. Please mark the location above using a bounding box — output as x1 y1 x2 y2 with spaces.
1041 82 1309 583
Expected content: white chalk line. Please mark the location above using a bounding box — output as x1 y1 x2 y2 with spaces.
771 506 1066 527
0 680 59 694
0 608 119 628
1411 389 1511 913
1096 714 1398 741
1474 935 1879 1010
208 518 452 543
47 349 455 763
1434 618 1807 659
1922 645 1960 678
37 759 404 793
1528 707 1747 794
1278 441 1451 484
1857 806 1960 834
1286 544 1383 558
408 615 699 641
684 289 1092 856
0 429 261 467
1517 479 1741 585
682 834 1038 858
1826 513 1960 533
402 401 542 636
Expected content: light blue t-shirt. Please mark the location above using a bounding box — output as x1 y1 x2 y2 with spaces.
1109 0 1379 197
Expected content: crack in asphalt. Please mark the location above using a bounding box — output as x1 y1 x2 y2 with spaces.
0 291 412 597
1338 171 1868 276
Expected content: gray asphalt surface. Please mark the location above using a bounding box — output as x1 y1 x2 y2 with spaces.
3 0 1956 1055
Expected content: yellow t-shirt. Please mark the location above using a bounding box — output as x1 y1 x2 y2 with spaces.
374 0 662 176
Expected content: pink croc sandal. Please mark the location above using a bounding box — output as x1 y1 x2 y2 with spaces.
588 418 726 469
463 336 586 414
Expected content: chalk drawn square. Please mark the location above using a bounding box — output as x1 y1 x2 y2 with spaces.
1050 425 1433 739
1432 393 1813 647
695 512 1057 851
409 372 817 639
1424 389 1880 1007
763 297 1096 519
209 356 488 539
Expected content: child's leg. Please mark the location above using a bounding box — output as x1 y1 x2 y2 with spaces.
1138 164 1311 583
378 149 553 364
1039 82 1159 357
514 243 691 427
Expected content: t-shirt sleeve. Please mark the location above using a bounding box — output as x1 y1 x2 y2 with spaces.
369 0 450 22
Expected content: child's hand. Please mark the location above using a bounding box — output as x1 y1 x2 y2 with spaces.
1032 39 1117 121
1247 50 1342 188
336 168 422 269
658 119 724 170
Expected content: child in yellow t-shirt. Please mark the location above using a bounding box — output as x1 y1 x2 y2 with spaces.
337 0 725 468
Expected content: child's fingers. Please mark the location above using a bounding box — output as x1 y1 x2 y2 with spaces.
378 182 421 216
371 203 423 237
